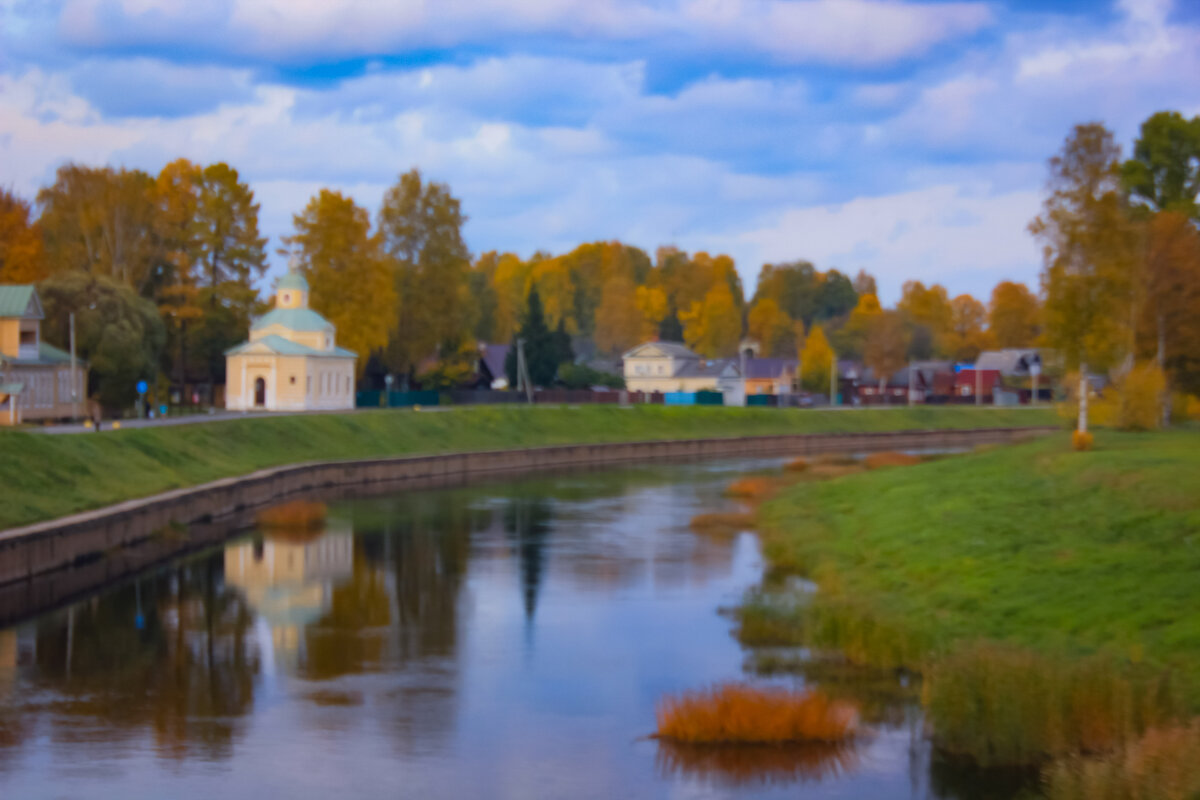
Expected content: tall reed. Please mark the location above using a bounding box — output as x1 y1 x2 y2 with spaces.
655 683 858 745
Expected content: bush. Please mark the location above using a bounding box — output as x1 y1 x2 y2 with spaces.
1113 363 1166 431
558 362 624 389
1044 721 1200 800
1072 430 1094 451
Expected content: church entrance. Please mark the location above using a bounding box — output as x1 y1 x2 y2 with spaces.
254 377 266 407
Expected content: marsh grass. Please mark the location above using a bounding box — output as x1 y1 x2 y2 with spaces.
862 451 921 469
1044 720 1200 800
783 457 810 472
924 643 1182 766
689 512 757 537
655 683 858 745
723 476 789 503
655 740 859 787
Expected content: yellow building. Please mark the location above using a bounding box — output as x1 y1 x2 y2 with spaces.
621 341 730 393
225 270 357 411
0 285 87 426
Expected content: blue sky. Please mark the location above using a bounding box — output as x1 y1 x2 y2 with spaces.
1 0 1197 302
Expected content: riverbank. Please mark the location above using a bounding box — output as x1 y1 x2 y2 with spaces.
0 405 1055 531
746 427 1200 772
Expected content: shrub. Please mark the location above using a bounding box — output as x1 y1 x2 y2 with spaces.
783 457 810 472
1072 430 1094 451
1044 721 1200 800
724 477 785 503
655 683 858 745
1113 362 1166 431
923 643 1181 766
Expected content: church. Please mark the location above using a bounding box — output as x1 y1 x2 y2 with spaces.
225 270 357 412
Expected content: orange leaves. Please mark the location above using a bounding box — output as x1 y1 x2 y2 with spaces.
256 500 327 531
655 683 858 745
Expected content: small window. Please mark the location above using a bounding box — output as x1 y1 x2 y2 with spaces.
282 292 291 305
290 375 296 385
19 330 36 346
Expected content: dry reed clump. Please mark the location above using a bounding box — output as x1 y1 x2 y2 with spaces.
784 458 810 472
256 500 328 531
655 683 858 745
1043 720 1200 800
863 451 921 469
689 512 757 537
655 740 858 787
1071 430 1094 451
724 476 787 503
923 642 1182 767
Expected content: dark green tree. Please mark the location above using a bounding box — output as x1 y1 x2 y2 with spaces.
505 289 561 388
38 272 166 409
1121 111 1200 219
815 269 858 321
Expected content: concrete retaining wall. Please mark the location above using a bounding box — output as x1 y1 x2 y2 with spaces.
0 426 1057 592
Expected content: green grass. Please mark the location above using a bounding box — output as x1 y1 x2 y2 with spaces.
756 428 1200 686
0 405 1055 531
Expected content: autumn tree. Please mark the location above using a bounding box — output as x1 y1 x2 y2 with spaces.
1121 110 1200 220
0 188 47 282
594 272 643 355
898 280 953 357
852 269 877 298
379 168 471 376
864 311 909 393
681 281 742 358
490 252 532 343
947 294 992 361
1137 211 1200 396
833 292 882 359
151 159 205 388
747 297 795 357
634 285 668 342
815 269 858 321
1031 123 1138 435
799 324 834 392
38 164 158 289
988 281 1041 347
285 189 396 376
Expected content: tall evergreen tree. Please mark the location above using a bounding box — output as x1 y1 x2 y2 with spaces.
506 289 561 388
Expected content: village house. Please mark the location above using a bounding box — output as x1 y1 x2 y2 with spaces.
225 270 357 412
0 285 87 426
622 341 730 393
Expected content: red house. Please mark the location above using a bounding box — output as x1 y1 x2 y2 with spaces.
953 369 1002 401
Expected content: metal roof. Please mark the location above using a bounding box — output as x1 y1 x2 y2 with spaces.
251 307 334 333
0 285 40 319
277 271 310 293
226 334 355 359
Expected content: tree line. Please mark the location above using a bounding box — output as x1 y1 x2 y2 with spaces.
0 108 1195 409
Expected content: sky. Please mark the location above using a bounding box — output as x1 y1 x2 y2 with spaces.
1 0 1198 303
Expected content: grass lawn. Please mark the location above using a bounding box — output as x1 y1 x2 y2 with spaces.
756 428 1200 685
0 404 1056 531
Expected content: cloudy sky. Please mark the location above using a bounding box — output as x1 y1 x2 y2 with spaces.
2 0 1198 301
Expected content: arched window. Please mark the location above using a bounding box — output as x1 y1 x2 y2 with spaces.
254 377 266 407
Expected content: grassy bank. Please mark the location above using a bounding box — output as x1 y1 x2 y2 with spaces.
0 405 1055 531
756 429 1200 670
749 428 1200 766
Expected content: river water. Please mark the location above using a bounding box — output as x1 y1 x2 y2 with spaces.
0 458 1027 799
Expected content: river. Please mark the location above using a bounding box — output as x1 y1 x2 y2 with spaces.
0 458 1031 799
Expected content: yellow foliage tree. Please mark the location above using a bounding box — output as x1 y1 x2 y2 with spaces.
0 188 47 283
898 280 953 356
635 285 668 341
988 280 1041 347
528 258 578 334
747 297 795 357
594 273 644 355
947 294 993 361
681 281 742 358
285 189 396 376
837 292 883 358
800 324 834 392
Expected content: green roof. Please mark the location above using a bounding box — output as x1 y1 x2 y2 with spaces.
226 334 355 359
5 341 77 366
0 382 24 395
0 285 39 319
277 271 310 292
252 306 333 333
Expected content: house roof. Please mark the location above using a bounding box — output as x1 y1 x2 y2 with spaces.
976 349 1041 376
6 341 77 366
0 285 42 319
622 341 698 360
0 382 24 396
277 270 309 293
252 307 334 333
480 343 510 379
674 358 733 378
743 357 797 380
226 334 355 359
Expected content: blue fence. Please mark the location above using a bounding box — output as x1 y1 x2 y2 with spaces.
663 391 724 406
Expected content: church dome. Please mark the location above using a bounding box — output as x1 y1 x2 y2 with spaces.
277 270 309 293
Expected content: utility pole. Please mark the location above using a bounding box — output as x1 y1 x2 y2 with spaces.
830 355 837 406
517 338 533 404
975 365 982 406
69 312 79 421
908 361 915 407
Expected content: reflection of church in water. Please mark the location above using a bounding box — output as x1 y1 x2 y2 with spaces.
223 521 354 669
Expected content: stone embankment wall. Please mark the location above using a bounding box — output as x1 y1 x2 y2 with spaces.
0 426 1055 598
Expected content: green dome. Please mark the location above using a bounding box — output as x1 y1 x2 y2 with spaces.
277 270 309 293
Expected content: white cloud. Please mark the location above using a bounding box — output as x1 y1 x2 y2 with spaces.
56 0 992 66
726 184 1043 299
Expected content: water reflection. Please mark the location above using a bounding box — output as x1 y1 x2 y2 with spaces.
0 460 1032 799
